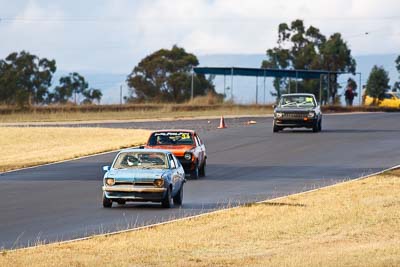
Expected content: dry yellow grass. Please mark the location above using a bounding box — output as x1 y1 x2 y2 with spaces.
0 106 272 123
1 171 399 266
0 127 150 172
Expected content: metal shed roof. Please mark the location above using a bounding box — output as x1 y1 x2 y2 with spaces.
194 67 343 79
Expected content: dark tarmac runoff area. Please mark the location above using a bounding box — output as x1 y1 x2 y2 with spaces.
1 112 400 249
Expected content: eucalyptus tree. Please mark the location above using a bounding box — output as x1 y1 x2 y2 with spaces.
126 45 214 103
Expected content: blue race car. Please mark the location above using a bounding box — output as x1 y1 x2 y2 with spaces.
102 149 185 208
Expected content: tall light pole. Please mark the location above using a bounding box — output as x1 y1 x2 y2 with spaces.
230 67 234 101
356 72 362 106
223 74 226 99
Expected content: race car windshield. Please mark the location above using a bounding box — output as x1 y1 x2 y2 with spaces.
148 132 194 146
113 152 168 169
279 95 316 108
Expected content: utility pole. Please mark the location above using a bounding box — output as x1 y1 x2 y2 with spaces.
120 85 123 105
358 72 362 105
223 74 226 99
255 76 258 104
263 71 266 104
230 67 234 101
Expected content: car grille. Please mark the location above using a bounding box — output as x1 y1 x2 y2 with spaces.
115 181 154 186
282 112 309 119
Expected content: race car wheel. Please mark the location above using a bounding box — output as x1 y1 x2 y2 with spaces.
161 187 172 208
173 184 184 206
102 193 112 208
273 126 282 133
117 200 126 205
318 119 322 132
199 159 206 177
312 121 319 133
190 164 199 179
273 122 281 133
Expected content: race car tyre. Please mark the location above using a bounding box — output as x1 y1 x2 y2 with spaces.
318 119 322 132
161 187 172 208
190 164 199 179
312 121 319 133
173 184 184 206
103 193 112 208
199 159 206 177
273 124 281 133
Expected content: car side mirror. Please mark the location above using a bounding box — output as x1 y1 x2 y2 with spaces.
102 166 110 172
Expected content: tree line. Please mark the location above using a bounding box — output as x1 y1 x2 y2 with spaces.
261 19 356 104
1 19 399 107
261 19 400 105
125 45 216 103
364 57 400 103
0 51 102 107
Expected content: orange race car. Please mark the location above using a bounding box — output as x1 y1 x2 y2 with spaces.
144 130 207 179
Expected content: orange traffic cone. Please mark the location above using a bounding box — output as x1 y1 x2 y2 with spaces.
217 116 227 129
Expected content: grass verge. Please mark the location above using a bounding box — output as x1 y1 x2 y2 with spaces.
0 127 150 172
0 104 273 123
2 103 397 124
1 170 399 266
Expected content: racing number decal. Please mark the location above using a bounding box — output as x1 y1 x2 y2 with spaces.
181 133 190 139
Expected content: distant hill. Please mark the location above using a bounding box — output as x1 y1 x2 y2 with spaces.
56 54 399 104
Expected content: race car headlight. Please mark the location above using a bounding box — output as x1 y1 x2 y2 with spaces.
275 112 283 118
105 178 115 186
308 111 316 118
184 152 192 160
153 178 164 187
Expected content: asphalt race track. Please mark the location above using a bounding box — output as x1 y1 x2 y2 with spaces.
1 113 400 249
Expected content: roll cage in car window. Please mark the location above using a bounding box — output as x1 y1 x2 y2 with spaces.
148 132 194 146
279 95 317 108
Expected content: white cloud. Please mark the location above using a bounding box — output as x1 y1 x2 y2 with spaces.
1 0 66 58
1 0 399 73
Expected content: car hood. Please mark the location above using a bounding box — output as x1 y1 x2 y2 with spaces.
145 145 195 156
275 107 315 112
106 168 167 182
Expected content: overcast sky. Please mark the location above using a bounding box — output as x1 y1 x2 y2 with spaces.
1 0 399 74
